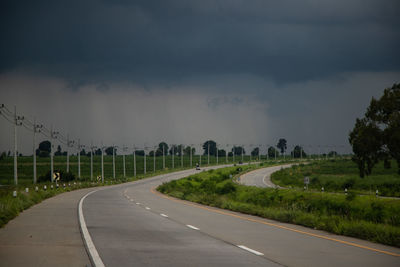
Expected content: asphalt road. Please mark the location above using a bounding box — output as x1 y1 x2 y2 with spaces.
238 164 293 188
82 165 400 267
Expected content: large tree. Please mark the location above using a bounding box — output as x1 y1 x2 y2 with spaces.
203 140 217 156
349 118 382 177
232 146 245 156
251 147 259 157
135 150 145 156
218 149 226 157
37 140 51 157
184 146 195 156
268 146 278 158
105 146 116 156
95 148 102 155
277 139 287 154
169 145 184 156
158 142 169 156
54 145 62 156
291 145 306 158
365 83 400 173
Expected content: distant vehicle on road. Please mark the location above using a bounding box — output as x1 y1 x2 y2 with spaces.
196 163 200 170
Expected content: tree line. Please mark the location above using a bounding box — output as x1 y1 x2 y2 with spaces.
25 139 312 159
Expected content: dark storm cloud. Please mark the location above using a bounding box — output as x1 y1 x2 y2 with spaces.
0 1 399 155
1 0 399 85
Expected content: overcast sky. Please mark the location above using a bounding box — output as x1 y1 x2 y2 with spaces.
1 0 399 155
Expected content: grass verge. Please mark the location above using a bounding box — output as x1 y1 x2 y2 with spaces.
157 165 400 247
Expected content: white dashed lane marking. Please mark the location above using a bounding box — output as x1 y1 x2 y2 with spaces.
186 225 200 230
237 245 264 256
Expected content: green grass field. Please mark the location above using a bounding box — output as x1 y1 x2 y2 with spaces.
0 154 261 186
271 159 400 197
157 164 400 247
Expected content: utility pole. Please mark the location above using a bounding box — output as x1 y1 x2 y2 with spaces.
258 144 261 161
153 145 156 173
241 145 244 162
144 145 147 174
66 135 75 173
77 138 80 178
133 146 136 177
207 142 210 165
12 106 24 185
50 125 59 183
190 144 193 167
226 144 229 163
123 145 128 178
0 104 23 185
162 144 165 169
33 118 42 184
181 145 183 168
233 145 235 163
113 144 116 179
67 134 70 172
101 143 104 183
14 106 18 185
275 146 277 160
199 144 202 167
78 139 85 179
249 144 253 162
90 142 97 181
216 143 218 165
172 145 174 169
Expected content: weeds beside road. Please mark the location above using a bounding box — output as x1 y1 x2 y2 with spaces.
158 163 400 247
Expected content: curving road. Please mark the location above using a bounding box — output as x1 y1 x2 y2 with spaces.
82 165 400 267
237 164 293 188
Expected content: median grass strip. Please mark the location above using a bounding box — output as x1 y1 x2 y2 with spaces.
271 159 400 197
157 165 400 247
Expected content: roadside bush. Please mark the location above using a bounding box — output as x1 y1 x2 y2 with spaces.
216 181 236 195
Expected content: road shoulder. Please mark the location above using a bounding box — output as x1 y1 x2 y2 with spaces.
0 188 93 267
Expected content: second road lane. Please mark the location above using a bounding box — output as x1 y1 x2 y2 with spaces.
82 165 400 266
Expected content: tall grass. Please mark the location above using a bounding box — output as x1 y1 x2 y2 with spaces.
271 159 400 197
158 165 400 247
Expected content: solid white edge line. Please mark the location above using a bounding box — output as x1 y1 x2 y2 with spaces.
145 207 151 210
160 213 168 217
79 190 105 267
237 245 264 256
262 174 270 187
186 224 200 230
